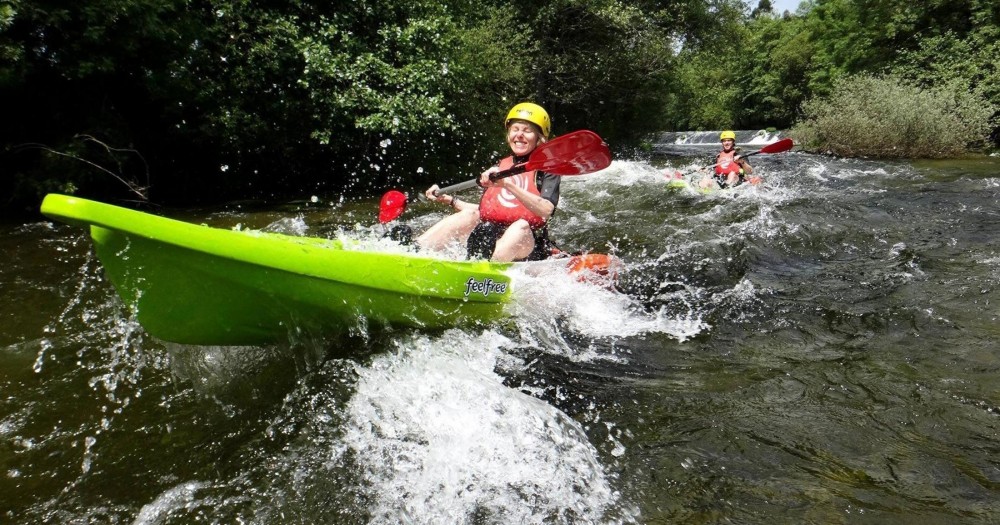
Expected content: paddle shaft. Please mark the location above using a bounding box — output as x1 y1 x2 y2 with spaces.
433 164 527 195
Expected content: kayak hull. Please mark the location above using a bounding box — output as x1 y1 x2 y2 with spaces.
667 179 717 193
41 195 513 345
667 176 762 193
89 225 508 345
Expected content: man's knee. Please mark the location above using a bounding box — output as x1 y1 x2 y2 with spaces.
507 219 532 236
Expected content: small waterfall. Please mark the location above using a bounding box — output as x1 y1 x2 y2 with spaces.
652 129 785 155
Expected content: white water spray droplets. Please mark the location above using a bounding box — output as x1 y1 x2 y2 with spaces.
606 422 627 458
33 338 52 374
341 331 623 523
34 249 101 374
508 262 705 344
81 436 97 473
133 482 209 525
261 215 309 236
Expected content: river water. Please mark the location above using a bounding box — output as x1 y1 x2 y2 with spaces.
3 132 1000 523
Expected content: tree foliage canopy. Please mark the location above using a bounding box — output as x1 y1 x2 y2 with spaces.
2 0 707 213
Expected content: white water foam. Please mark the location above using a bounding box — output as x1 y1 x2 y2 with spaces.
662 129 783 146
132 481 209 525
260 215 310 235
508 264 707 344
568 160 656 188
341 331 631 524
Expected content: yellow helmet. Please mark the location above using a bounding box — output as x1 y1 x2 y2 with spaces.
505 102 551 138
720 130 736 141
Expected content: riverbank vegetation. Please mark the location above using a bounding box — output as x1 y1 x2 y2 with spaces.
790 75 995 158
667 0 998 157
2 0 998 215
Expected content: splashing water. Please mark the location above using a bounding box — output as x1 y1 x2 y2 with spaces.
132 482 210 525
508 263 708 344
341 331 635 524
14 144 1000 524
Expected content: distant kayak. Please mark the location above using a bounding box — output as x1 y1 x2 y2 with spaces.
40 194 617 345
666 177 717 194
666 174 761 193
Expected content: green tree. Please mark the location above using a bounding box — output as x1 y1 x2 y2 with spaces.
751 0 773 18
889 1 1000 131
793 0 1000 148
660 0 753 130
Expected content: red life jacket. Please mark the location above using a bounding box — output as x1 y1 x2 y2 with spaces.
478 156 547 228
714 150 743 176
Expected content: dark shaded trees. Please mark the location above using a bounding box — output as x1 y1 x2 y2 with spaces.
1 0 695 214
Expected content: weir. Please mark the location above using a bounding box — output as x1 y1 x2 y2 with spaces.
651 129 786 155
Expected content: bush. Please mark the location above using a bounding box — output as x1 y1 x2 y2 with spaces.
790 74 996 158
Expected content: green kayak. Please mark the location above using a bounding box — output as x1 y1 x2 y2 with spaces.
666 178 717 193
40 194 516 345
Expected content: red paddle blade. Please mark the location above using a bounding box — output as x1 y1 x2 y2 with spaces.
523 130 612 175
378 190 407 223
759 138 794 154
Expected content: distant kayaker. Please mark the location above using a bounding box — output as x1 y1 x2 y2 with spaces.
416 102 559 262
699 130 753 190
